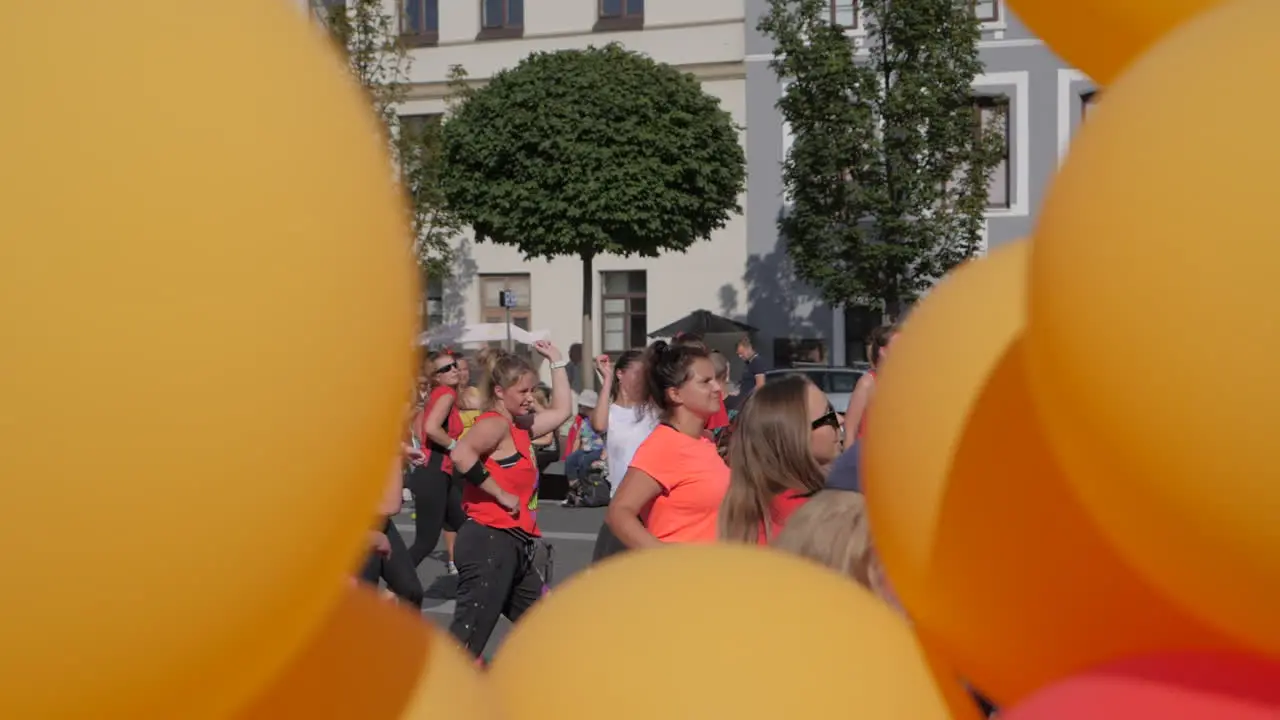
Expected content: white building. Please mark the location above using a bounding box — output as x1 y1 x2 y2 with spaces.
396 0 749 363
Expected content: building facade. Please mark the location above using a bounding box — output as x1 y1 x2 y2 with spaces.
398 0 749 365
381 0 1096 367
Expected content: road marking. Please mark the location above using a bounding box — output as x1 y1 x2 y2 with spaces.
393 524 597 542
422 600 455 615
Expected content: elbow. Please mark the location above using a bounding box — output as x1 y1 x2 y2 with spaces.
590 418 607 433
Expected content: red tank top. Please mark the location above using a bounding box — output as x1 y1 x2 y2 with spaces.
461 411 541 536
857 369 877 440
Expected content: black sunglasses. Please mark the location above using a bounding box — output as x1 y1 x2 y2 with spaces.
434 362 458 375
811 407 841 432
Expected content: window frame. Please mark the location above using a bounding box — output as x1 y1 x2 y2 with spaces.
600 271 648 355
479 274 532 330
478 0 524 41
972 0 1000 24
829 0 859 30
595 0 644 32
1081 90 1097 121
974 94 1011 210
423 271 445 331
400 0 440 47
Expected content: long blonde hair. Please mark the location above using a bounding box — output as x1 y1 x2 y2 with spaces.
772 490 879 593
719 374 826 543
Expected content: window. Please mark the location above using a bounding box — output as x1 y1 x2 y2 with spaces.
830 0 858 29
401 0 439 47
479 0 523 39
1082 91 1097 121
423 272 444 330
596 0 644 31
601 271 647 354
480 274 532 330
774 338 828 368
976 96 1010 209
972 0 999 23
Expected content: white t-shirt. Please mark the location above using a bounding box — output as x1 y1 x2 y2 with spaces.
605 402 659 496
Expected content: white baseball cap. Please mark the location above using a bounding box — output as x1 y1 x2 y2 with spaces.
577 390 599 409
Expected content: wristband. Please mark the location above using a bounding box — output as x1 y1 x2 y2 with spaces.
460 461 490 487
549 360 569 370
447 439 458 451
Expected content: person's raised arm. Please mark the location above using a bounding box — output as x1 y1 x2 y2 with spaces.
528 340 572 439
591 354 613 433
421 391 456 448
452 416 519 514
605 469 664 550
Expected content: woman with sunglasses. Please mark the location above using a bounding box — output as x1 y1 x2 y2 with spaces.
718 374 843 544
407 351 467 569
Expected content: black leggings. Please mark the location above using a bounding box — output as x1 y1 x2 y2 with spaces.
591 520 629 562
448 521 550 657
406 456 465 567
358 519 425 608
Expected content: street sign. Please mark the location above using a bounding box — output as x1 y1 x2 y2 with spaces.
498 289 517 309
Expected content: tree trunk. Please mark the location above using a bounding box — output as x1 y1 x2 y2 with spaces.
580 250 595 392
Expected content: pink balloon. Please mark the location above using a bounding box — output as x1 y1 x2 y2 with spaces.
1004 652 1280 719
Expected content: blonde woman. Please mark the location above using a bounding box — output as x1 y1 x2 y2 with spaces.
770 491 888 597
718 374 843 544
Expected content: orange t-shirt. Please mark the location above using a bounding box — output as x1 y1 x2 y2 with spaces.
628 424 729 543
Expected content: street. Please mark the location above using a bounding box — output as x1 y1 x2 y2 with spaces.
391 502 605 658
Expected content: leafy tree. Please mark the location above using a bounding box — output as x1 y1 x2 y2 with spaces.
439 44 746 388
761 0 1005 321
311 0 457 288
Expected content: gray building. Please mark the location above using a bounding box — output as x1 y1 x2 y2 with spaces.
742 0 1098 365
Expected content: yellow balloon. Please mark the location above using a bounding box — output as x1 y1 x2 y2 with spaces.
0 3 414 717
1008 0 1226 86
865 242 1235 705
488 545 976 720
1025 0 1280 656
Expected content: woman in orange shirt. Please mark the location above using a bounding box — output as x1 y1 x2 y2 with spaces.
718 374 842 545
606 340 729 547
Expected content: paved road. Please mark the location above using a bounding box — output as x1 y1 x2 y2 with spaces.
390 502 606 658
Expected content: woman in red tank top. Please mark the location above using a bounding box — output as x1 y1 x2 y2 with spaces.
846 324 897 440
447 341 572 658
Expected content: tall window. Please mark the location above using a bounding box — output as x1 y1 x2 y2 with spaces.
597 0 644 30
976 96 1010 209
480 274 532 329
423 273 444 330
830 0 858 29
1082 91 1097 121
972 0 999 22
601 271 647 354
480 0 523 38
402 0 439 46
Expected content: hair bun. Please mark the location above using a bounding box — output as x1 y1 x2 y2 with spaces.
650 339 670 356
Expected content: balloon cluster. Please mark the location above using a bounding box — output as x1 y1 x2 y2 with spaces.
4 0 1279 718
865 0 1280 715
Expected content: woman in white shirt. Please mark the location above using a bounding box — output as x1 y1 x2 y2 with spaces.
589 350 657 560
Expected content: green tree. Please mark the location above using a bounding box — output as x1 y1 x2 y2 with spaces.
439 44 746 386
761 0 1004 321
311 0 457 287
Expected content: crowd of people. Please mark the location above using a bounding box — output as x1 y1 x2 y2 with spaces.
354 326 996 716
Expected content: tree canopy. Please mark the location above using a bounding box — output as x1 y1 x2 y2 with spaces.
762 0 1004 319
440 44 747 262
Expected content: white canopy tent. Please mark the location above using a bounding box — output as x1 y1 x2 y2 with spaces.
417 322 551 349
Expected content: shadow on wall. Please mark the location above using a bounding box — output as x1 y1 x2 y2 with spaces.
443 237 478 327
717 237 831 366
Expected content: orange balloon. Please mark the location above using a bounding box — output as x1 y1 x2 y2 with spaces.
1008 0 1226 86
237 585 499 720
1024 0 1280 656
864 241 1235 705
